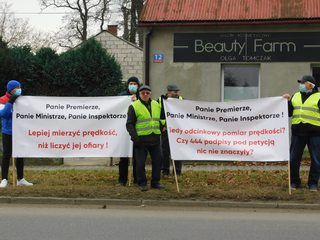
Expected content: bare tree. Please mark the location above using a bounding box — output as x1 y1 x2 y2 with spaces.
95 0 110 32
0 1 32 45
118 0 130 41
135 0 143 47
0 1 56 51
116 0 144 46
40 0 111 48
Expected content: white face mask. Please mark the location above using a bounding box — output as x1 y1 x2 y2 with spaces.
299 83 307 92
299 83 313 93
128 85 138 93
14 88 22 96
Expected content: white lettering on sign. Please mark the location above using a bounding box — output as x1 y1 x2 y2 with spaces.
194 39 246 55
254 39 296 53
194 39 297 55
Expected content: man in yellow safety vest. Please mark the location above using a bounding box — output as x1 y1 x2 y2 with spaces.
126 85 164 191
283 75 320 192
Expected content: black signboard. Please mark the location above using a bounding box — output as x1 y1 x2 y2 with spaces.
173 32 320 62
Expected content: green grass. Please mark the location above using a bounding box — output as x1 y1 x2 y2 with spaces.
1 169 319 203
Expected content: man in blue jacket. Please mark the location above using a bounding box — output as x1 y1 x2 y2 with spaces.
0 80 33 188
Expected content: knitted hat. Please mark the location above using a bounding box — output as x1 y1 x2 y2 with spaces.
127 76 140 86
7 80 21 93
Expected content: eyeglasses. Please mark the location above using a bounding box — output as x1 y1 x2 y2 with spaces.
140 91 151 95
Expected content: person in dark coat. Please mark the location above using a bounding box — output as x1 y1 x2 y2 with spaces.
117 76 140 186
158 84 183 177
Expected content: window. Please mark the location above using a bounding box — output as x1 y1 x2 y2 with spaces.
223 65 260 101
312 66 320 85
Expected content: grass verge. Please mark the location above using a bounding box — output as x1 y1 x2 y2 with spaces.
1 169 319 204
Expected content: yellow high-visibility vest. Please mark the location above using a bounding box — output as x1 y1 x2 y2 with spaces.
132 99 161 136
292 92 320 126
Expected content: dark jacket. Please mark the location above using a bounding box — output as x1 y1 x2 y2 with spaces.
126 99 161 146
288 88 320 136
158 94 183 125
118 90 132 96
158 94 167 120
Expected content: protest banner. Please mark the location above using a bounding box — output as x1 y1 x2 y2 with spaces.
12 96 132 158
163 97 290 162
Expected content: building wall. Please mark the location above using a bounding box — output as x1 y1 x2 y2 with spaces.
95 31 144 82
145 24 320 101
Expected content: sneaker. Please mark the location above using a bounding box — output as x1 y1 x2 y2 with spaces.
309 185 318 192
17 178 33 186
0 179 8 188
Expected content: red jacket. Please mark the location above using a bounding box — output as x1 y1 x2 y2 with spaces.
0 92 11 104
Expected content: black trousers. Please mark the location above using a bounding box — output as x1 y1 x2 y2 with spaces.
1 133 24 180
118 144 136 184
161 131 182 175
118 156 136 184
134 144 162 186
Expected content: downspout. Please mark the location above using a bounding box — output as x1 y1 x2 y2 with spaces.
145 28 153 86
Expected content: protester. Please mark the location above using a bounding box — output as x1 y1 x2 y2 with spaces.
126 85 163 191
0 80 33 188
283 75 320 192
117 76 140 186
158 84 183 177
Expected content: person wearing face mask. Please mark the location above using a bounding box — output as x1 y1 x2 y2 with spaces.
116 76 140 186
283 75 320 192
158 84 184 177
0 80 33 188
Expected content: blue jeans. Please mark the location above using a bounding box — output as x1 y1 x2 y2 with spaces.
134 144 162 186
290 135 320 187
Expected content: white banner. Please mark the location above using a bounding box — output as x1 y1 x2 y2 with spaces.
163 97 290 161
12 96 132 158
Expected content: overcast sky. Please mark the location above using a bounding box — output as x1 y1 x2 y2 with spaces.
6 0 122 35
6 0 65 32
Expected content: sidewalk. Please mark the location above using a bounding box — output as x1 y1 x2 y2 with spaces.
1 196 319 210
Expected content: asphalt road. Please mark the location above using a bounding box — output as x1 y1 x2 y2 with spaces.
0 205 319 240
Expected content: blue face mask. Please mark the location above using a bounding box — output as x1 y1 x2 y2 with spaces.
14 89 22 96
128 85 138 93
299 83 313 93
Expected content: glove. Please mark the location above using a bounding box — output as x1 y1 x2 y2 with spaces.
9 94 19 104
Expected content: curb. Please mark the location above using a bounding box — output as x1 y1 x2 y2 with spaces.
1 197 320 210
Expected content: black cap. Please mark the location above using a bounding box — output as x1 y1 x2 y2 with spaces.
167 84 180 91
139 85 151 91
127 76 140 85
297 75 316 85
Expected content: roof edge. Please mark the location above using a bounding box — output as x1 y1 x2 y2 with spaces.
94 30 143 51
139 19 320 27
